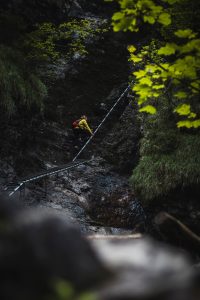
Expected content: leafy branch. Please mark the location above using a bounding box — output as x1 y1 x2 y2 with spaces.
107 0 200 128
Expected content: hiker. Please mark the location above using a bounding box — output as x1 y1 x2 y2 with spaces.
72 115 93 144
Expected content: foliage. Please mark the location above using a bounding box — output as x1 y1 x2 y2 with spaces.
0 13 108 115
107 0 200 128
0 45 47 114
106 0 176 31
130 98 200 202
24 19 107 64
54 280 96 300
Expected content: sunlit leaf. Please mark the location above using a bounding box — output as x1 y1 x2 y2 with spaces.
174 104 191 116
112 12 124 21
139 105 157 114
175 29 197 39
158 13 171 26
133 70 146 78
140 77 153 86
177 120 191 128
143 15 155 24
129 54 143 63
153 84 165 89
174 91 187 99
177 119 200 128
158 43 177 55
188 112 197 119
128 45 137 53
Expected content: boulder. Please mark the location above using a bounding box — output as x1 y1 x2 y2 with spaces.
90 237 199 300
0 193 109 300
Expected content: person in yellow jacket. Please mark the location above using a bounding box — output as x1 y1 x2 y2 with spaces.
72 115 93 144
77 115 93 135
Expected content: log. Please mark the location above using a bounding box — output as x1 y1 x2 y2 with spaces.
154 211 200 252
87 234 142 240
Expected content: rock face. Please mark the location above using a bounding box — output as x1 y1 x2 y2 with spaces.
0 0 132 175
64 157 146 229
101 104 141 174
0 0 142 237
0 0 70 22
0 0 117 23
92 237 197 300
0 194 199 300
21 157 145 233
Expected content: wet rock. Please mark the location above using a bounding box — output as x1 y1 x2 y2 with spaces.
49 157 146 230
0 0 71 23
101 104 141 174
0 193 109 300
91 237 199 300
68 0 83 17
87 190 146 229
0 160 16 187
21 157 145 233
154 212 200 253
0 193 199 300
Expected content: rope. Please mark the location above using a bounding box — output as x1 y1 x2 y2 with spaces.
8 82 131 197
9 159 91 197
9 182 24 197
72 84 131 161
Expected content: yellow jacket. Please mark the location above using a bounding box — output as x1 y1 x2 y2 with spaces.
78 119 93 135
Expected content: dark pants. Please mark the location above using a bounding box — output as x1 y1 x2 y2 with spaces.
72 128 89 146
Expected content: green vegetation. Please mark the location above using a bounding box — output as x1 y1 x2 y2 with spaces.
54 280 96 300
107 0 200 202
25 19 107 64
0 45 47 115
130 97 200 202
0 10 107 116
107 0 200 128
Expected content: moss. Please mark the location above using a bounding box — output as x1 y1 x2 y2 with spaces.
0 11 108 115
0 45 47 115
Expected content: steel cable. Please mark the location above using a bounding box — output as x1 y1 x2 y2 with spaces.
8 83 131 197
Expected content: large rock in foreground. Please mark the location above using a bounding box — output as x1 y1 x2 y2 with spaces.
0 193 199 300
0 194 109 300
91 237 197 300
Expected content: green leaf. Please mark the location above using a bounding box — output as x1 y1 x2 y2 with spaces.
174 104 191 116
139 105 157 114
163 0 179 4
133 70 146 78
158 13 171 26
191 81 200 91
112 12 124 21
153 92 160 97
158 43 177 55
153 84 165 89
179 39 200 54
145 64 159 73
177 119 200 128
55 281 74 300
128 45 137 53
177 120 192 128
143 15 155 24
140 77 153 86
188 112 197 119
192 119 200 128
175 29 197 39
129 54 143 63
78 292 96 300
174 91 187 99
